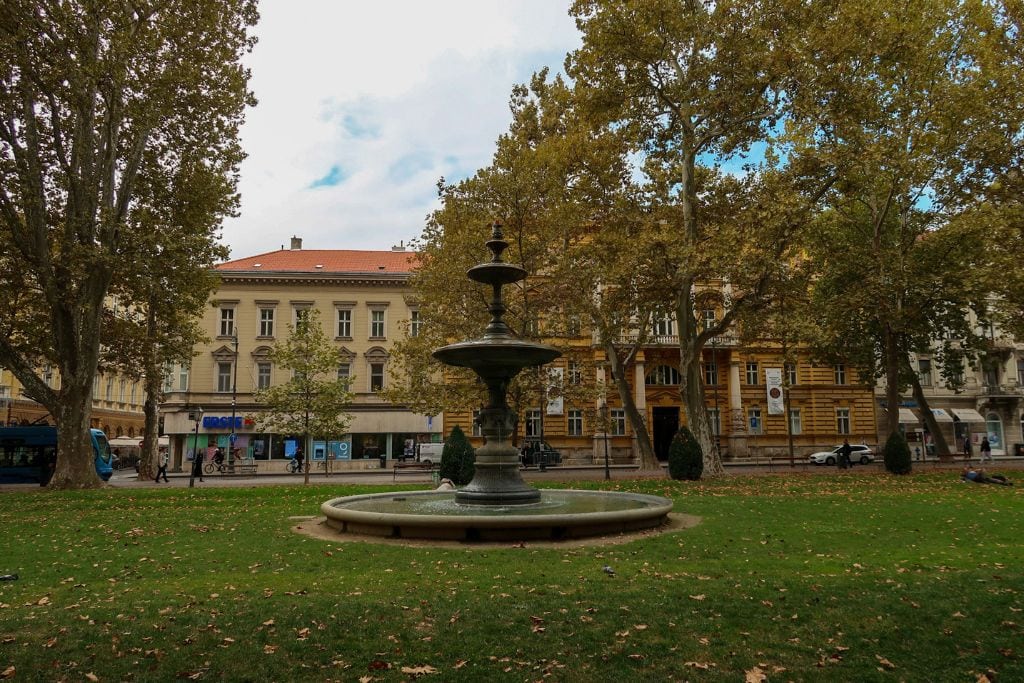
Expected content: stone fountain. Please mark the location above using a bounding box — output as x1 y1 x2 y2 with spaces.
321 223 672 541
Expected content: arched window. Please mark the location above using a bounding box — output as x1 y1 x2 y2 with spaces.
646 365 681 386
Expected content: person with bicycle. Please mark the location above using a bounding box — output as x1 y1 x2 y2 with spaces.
294 446 304 473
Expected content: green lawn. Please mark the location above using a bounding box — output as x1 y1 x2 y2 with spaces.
0 471 1021 681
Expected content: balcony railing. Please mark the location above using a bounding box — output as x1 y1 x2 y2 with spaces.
982 384 1023 397
611 333 738 347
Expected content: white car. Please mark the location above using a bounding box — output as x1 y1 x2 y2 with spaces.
808 444 875 466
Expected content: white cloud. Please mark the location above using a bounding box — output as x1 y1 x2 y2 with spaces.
221 0 580 258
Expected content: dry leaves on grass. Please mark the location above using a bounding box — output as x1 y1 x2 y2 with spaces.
1 667 14 680
400 664 438 676
745 666 767 682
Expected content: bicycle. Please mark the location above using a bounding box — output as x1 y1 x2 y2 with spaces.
286 457 302 474
203 460 228 475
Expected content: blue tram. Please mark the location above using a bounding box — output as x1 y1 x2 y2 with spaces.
0 426 114 484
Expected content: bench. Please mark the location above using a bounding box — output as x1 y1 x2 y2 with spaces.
393 460 436 481
225 462 258 477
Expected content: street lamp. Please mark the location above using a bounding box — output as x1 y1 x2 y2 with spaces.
188 406 203 488
229 332 239 467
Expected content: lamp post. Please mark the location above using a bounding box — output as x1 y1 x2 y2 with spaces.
600 403 611 481
229 332 239 467
188 406 203 488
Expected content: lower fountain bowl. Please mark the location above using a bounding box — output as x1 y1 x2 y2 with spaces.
321 489 673 542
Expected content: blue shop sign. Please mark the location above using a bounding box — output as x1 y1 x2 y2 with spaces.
202 416 245 429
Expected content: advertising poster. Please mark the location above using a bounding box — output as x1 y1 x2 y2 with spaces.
765 368 784 415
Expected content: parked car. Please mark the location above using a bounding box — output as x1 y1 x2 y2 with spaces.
808 444 875 466
519 438 562 468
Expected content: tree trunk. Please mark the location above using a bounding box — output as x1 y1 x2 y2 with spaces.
138 305 160 480
675 291 724 477
908 368 951 457
49 387 102 489
602 340 658 470
883 327 903 438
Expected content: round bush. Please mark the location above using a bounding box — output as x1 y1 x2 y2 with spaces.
882 430 912 475
439 425 476 485
668 425 703 480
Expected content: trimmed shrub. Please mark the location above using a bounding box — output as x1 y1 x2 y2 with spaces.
668 426 703 480
882 430 913 475
439 425 476 485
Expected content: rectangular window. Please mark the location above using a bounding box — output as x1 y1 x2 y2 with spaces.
708 408 721 436
337 363 350 383
472 409 482 437
119 380 126 403
789 409 802 435
178 364 189 391
259 308 275 337
217 362 233 393
526 409 542 437
370 310 385 339
566 314 582 337
410 310 421 337
130 382 137 405
568 410 583 436
785 362 798 386
746 362 759 385
337 309 352 338
568 361 582 385
610 409 626 436
1018 360 1024 387
834 364 847 385
93 375 101 400
294 307 311 331
219 308 235 337
163 364 174 393
703 361 718 386
257 362 271 390
105 377 114 401
702 309 716 331
369 362 384 391
918 358 932 387
836 407 851 435
748 408 762 435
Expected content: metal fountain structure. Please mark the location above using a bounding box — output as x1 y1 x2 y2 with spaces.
321 223 673 541
431 221 560 505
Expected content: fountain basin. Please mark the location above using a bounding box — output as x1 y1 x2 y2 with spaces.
321 489 673 542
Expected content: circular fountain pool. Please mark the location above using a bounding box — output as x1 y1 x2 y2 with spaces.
322 489 673 542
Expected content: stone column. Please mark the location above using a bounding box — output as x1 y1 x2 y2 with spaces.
727 359 748 458
632 355 646 462
593 359 608 463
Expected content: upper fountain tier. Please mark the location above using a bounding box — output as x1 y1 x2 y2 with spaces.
432 222 560 375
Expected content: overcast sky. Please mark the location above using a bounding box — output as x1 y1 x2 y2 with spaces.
220 1 581 259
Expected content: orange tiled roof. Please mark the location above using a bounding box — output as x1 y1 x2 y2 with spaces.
216 249 419 274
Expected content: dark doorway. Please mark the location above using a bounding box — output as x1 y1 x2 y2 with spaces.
653 407 680 462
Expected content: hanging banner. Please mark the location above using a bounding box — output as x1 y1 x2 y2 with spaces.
546 367 564 415
765 368 784 415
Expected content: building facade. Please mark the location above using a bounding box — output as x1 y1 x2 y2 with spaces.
0 366 146 439
443 322 878 465
160 238 440 472
878 326 1024 457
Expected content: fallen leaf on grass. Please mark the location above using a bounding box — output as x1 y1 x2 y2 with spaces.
400 664 437 675
689 594 706 601
1 667 14 680
875 655 896 669
263 644 278 654
745 666 767 682
454 660 468 669
85 674 99 682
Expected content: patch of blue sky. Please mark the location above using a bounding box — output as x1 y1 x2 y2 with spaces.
309 164 347 189
341 113 380 140
388 151 436 184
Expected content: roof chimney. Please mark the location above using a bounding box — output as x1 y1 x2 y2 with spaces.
290 236 302 250
391 240 405 252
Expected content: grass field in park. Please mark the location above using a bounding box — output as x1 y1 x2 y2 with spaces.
0 471 1021 681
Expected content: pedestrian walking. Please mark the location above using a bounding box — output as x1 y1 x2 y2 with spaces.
838 439 852 470
980 437 992 463
963 437 972 461
155 449 169 483
192 448 204 482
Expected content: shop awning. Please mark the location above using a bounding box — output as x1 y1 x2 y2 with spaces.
951 408 986 423
930 408 954 423
898 408 919 423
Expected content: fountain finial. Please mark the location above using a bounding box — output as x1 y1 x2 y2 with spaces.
486 220 509 263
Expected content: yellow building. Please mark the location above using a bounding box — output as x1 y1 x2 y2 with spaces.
443 325 878 465
160 238 440 472
0 365 146 439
